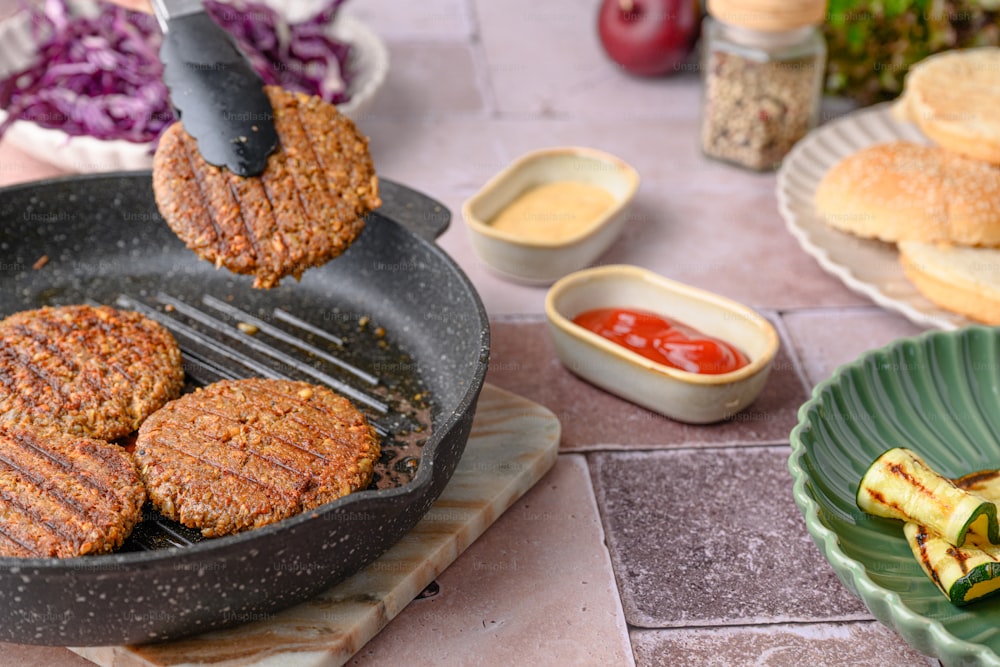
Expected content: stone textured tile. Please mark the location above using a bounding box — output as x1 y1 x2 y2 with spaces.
488 116 770 194
0 644 93 667
593 186 863 311
630 622 937 667
347 455 634 667
408 115 870 315
486 318 809 450
781 307 927 387
590 447 869 627
346 0 473 39
359 117 503 197
361 41 485 120
473 0 702 119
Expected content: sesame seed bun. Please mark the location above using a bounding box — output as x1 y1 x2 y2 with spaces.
899 240 1000 325
815 141 1000 246
895 47 1000 165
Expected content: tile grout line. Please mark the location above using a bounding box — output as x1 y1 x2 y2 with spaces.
771 308 818 395
626 615 880 632
566 440 792 455
463 0 499 120
562 451 640 667
582 449 651 667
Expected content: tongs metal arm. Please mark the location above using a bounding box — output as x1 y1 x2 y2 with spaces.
152 0 278 177
150 0 202 31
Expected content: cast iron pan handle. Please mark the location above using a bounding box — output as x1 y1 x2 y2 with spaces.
376 179 450 242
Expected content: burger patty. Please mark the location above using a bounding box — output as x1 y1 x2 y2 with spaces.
152 85 382 289
0 425 146 558
134 378 380 537
0 305 185 441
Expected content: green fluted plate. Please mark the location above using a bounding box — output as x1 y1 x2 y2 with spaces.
790 326 1000 666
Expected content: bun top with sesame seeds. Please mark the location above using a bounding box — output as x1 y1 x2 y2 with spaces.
815 141 1000 246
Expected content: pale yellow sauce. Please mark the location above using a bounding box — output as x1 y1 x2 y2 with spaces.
489 181 616 241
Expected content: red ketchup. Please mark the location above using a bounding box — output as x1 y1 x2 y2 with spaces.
572 307 750 375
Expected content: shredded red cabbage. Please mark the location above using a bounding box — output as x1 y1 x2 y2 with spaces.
0 0 353 144
206 0 353 105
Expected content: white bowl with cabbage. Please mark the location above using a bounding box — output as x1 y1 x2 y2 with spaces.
0 0 388 173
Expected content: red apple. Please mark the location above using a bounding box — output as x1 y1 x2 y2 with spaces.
598 0 702 76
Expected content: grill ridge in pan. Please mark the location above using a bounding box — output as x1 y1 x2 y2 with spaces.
0 173 490 645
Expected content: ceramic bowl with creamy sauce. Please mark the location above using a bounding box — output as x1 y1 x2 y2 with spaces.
545 265 779 424
462 147 640 284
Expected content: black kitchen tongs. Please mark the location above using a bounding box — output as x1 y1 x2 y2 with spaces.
151 0 278 176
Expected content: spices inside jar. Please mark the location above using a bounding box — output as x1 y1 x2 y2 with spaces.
699 3 826 171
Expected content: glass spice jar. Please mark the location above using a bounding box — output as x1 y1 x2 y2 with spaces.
700 0 828 171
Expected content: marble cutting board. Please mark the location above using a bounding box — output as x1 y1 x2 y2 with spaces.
70 384 560 667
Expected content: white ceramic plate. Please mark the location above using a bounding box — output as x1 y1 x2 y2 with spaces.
0 7 388 173
776 103 968 331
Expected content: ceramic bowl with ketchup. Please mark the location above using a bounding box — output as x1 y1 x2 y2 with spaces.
462 146 640 285
545 264 779 424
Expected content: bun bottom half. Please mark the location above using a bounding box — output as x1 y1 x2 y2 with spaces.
899 241 1000 325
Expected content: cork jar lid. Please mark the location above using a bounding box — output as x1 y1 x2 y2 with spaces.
707 0 827 31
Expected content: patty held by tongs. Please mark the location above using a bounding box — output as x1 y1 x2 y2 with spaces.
152 86 382 289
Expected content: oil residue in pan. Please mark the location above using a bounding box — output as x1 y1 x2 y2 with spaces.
112 291 434 552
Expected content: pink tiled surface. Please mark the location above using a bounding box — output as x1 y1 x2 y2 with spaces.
631 623 938 667
486 315 810 450
347 456 634 667
0 1 958 665
589 447 869 627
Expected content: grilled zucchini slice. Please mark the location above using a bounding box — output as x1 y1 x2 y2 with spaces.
857 447 999 547
905 470 1000 606
956 469 1000 499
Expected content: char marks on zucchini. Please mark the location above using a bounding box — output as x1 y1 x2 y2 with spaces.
857 447 1000 548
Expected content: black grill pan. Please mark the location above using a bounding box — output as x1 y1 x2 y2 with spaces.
0 173 490 645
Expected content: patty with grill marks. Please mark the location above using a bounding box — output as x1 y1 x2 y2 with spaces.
134 378 380 537
0 424 146 558
0 305 185 441
151 86 381 290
